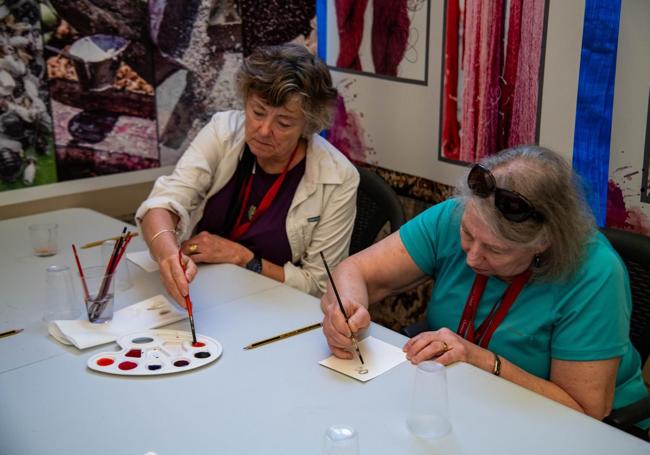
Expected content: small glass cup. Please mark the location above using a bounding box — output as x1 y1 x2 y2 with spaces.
29 223 58 257
43 265 81 322
406 361 452 439
322 425 360 455
101 239 132 291
81 266 115 324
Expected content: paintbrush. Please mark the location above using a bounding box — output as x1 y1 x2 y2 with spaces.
319 252 365 366
80 232 139 249
178 249 197 344
243 322 322 350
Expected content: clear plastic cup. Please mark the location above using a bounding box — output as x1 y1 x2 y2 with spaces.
29 223 58 257
406 361 452 439
82 265 115 324
43 265 81 322
322 425 359 455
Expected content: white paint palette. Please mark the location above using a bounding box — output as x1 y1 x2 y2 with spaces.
87 329 222 376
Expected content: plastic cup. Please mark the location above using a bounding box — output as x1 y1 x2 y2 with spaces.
82 266 115 324
43 265 81 322
29 223 58 257
406 361 452 439
322 425 359 455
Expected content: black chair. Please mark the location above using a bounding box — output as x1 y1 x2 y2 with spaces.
349 166 406 255
600 227 650 440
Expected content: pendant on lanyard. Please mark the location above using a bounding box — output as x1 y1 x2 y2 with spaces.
228 141 301 241
456 270 531 348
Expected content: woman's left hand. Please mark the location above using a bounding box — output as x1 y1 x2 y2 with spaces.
403 327 487 367
180 231 252 266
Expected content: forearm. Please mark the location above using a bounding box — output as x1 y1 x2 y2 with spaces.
321 256 370 312
141 208 180 261
475 350 586 414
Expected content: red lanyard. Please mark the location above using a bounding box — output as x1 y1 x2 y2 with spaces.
456 270 531 348
228 142 300 241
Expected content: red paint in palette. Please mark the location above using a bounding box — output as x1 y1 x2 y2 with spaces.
174 360 190 367
96 358 114 366
192 341 205 347
125 349 142 358
118 361 137 370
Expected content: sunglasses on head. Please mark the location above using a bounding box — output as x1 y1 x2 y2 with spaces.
467 164 544 223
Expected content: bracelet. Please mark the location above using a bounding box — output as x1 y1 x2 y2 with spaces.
150 228 177 244
492 352 502 376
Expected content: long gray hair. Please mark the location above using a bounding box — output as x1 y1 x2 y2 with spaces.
456 146 596 281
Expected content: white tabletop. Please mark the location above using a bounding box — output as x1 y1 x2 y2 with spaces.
0 209 648 454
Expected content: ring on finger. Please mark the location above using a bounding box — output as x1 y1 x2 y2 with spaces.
188 243 199 254
440 340 449 353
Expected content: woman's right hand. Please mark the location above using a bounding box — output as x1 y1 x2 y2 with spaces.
156 245 198 308
321 291 371 359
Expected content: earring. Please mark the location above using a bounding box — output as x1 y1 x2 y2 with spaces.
533 254 541 268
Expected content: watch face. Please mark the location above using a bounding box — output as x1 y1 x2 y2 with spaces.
246 255 262 273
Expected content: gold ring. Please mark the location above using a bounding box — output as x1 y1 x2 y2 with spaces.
441 340 449 353
188 244 198 254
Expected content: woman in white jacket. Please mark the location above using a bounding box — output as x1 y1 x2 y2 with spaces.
137 43 359 305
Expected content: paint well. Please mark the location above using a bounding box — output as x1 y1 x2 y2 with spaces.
147 364 162 371
173 359 190 367
125 349 142 358
192 341 206 347
132 337 154 344
118 361 137 370
96 357 114 367
194 351 211 359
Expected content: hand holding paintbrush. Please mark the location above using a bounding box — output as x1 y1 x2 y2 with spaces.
320 252 366 370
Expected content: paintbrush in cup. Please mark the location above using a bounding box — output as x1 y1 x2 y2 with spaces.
319 252 365 366
178 249 197 344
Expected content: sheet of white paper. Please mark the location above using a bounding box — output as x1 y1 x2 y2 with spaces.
319 336 407 382
127 250 159 272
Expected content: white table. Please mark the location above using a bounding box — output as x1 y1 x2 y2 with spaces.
0 209 648 454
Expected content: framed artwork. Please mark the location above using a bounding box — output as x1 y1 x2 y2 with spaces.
327 0 431 85
438 0 549 164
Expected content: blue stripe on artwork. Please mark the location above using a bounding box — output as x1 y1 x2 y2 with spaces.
316 0 327 61
572 0 621 226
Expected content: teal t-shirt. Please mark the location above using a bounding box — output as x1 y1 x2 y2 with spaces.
400 198 647 411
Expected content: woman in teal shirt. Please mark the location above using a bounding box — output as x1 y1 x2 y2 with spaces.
321 146 647 424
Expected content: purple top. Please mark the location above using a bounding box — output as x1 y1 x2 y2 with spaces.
196 156 306 266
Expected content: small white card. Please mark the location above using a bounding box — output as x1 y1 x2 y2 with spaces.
319 336 407 382
127 250 159 272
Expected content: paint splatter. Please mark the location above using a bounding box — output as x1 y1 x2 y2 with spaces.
606 180 650 236
328 79 376 163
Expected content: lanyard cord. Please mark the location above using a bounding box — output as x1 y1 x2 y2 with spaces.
228 141 300 241
456 271 531 348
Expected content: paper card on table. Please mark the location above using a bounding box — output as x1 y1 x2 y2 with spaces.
319 336 407 382
48 295 185 349
127 250 159 272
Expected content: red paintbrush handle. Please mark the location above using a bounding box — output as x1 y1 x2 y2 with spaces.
177 249 194 315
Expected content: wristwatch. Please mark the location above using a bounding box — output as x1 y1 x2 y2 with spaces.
245 254 263 274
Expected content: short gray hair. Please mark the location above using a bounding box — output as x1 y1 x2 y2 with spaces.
456 146 596 281
236 43 338 136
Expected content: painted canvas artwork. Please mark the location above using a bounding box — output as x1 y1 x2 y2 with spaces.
153 0 317 165
0 0 57 191
439 0 547 164
327 0 430 84
42 0 159 181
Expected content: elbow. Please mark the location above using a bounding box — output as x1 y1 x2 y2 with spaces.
584 401 614 421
